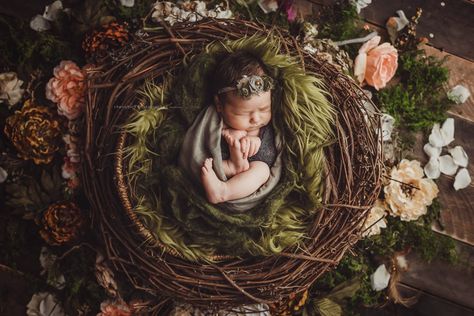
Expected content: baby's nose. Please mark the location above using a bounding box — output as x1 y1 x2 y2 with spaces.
250 112 260 123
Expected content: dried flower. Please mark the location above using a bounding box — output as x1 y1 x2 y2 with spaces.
0 72 24 106
95 253 119 297
362 199 388 237
4 101 62 164
384 159 438 221
354 36 398 90
82 22 130 63
39 201 85 245
46 61 86 120
97 300 132 316
26 292 65 316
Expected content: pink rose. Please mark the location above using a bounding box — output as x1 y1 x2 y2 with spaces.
97 300 132 316
354 36 398 90
46 60 86 120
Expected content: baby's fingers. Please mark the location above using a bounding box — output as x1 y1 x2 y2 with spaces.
241 138 250 159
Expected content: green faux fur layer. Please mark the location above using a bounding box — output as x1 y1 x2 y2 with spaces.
122 35 335 261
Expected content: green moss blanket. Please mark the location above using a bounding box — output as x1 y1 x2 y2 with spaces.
123 35 335 261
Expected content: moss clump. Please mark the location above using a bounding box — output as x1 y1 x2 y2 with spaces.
378 50 451 132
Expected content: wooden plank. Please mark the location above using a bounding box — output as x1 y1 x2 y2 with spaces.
360 0 474 61
399 243 474 310
422 44 474 123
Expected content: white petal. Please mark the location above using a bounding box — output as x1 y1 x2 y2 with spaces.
30 15 51 32
381 114 395 141
424 157 441 179
258 0 279 13
447 84 471 104
428 123 444 147
0 167 8 183
423 143 441 159
370 264 391 291
43 0 63 21
395 10 409 31
119 0 135 7
439 155 458 176
454 168 471 191
441 118 455 146
353 53 367 84
448 146 468 167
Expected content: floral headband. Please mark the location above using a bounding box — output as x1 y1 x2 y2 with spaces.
217 74 274 98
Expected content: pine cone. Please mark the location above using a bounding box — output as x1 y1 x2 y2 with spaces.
4 101 62 164
39 201 85 245
82 22 130 63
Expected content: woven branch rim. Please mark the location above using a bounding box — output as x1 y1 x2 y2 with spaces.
82 18 383 312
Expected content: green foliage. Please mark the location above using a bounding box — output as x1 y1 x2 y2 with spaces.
59 247 106 315
229 0 290 28
5 167 63 215
378 50 451 131
317 1 366 56
103 0 155 26
0 15 74 76
359 200 456 264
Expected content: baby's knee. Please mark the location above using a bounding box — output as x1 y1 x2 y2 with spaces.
249 161 271 180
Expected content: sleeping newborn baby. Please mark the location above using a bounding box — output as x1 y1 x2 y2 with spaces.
178 50 281 209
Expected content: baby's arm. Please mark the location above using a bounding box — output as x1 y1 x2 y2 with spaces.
240 136 261 160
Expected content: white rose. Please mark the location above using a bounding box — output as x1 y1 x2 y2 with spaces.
0 72 24 106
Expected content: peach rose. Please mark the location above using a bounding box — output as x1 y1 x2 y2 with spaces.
46 60 85 120
354 36 398 90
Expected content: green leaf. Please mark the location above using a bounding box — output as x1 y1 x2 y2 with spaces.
314 298 342 316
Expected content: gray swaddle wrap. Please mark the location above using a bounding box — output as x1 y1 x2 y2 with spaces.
178 105 282 212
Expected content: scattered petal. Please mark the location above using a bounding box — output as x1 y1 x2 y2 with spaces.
424 157 441 179
441 118 455 146
0 166 8 183
423 143 441 159
428 123 443 147
119 0 135 7
30 15 51 32
454 168 471 191
351 0 372 14
447 84 471 104
448 146 468 167
439 155 458 176
370 264 391 291
43 1 63 21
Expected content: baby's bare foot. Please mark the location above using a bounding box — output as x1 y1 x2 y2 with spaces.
201 158 227 204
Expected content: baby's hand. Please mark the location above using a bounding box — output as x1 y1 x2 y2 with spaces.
240 136 261 160
222 128 247 142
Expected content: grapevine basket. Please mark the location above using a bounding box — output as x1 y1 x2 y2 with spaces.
82 18 383 313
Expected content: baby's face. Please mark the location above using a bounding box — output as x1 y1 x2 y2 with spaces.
216 90 272 132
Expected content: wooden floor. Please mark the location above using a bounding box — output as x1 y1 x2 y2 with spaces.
0 0 473 314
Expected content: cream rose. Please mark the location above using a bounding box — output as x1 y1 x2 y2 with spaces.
384 159 439 221
362 199 388 237
354 36 398 90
